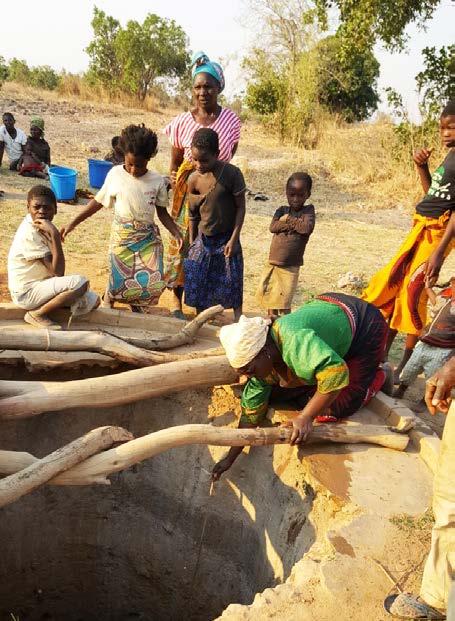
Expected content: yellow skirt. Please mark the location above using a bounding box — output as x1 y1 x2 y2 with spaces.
256 264 300 310
361 212 453 335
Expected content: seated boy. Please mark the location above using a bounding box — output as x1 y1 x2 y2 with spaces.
8 185 99 330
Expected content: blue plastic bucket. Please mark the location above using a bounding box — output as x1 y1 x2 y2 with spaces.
49 166 78 201
88 158 113 189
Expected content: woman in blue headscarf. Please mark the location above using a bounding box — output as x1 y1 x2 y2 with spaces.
164 52 242 319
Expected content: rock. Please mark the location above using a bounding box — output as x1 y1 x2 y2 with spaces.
337 271 366 292
89 146 100 153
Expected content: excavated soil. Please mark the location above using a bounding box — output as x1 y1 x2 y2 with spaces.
0 388 316 621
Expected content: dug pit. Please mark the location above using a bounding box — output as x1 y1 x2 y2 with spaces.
0 388 316 621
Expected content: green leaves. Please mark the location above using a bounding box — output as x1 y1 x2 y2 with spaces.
314 0 440 51
85 6 190 100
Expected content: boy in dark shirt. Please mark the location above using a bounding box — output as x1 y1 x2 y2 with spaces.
256 172 315 316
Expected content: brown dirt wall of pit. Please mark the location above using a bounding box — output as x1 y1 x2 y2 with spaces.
0 388 316 621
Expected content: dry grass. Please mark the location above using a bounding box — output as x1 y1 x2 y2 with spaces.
0 82 454 338
317 118 446 211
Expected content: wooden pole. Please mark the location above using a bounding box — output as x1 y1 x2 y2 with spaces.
0 328 224 367
0 426 132 507
0 423 409 490
109 305 224 350
0 356 237 419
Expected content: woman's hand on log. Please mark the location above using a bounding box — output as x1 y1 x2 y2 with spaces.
289 413 314 445
211 456 234 481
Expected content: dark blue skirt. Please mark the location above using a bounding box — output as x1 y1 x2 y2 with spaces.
184 231 243 310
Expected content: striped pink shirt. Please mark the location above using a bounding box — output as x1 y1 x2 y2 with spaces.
164 108 241 162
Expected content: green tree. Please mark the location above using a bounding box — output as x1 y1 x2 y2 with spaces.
316 35 379 121
7 58 31 84
85 7 123 90
314 0 441 51
0 56 8 86
85 7 190 100
415 45 455 110
115 14 189 100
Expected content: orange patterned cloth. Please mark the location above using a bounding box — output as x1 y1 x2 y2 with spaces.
164 160 194 288
362 211 453 335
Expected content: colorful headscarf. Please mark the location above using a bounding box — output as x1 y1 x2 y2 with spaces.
219 315 271 369
30 116 45 133
191 51 225 92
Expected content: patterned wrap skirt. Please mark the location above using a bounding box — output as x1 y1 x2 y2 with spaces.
184 231 243 310
362 211 453 335
108 217 165 308
164 160 194 289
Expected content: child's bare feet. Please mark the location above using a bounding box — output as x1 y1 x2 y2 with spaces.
24 311 62 330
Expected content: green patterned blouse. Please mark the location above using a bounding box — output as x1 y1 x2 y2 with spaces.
241 299 353 425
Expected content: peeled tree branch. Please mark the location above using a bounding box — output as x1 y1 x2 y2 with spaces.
0 422 409 505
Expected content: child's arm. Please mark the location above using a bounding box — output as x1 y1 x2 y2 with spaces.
269 207 292 233
156 206 183 250
187 172 200 244
224 192 246 258
413 148 433 194
288 206 316 235
425 212 455 282
33 219 65 276
60 199 104 240
0 141 4 167
425 282 437 306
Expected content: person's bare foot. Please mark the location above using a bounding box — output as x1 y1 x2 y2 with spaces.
24 311 62 330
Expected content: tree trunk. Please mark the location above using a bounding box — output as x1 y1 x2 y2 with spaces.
0 422 409 492
0 426 132 507
0 356 237 419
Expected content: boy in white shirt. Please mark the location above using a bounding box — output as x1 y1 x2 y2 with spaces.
0 113 27 170
8 185 98 330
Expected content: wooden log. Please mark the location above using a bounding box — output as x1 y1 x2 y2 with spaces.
0 328 177 366
104 305 224 350
0 356 237 419
0 426 132 507
0 423 409 488
0 349 119 371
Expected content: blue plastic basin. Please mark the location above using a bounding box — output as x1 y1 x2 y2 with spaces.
88 158 113 189
49 166 78 201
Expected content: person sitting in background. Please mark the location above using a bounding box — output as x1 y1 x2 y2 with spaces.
8 185 98 330
0 113 27 170
28 116 50 164
394 278 454 409
256 172 315 317
19 143 47 179
104 136 124 165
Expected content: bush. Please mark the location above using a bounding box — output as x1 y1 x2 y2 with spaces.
5 58 60 90
29 65 60 90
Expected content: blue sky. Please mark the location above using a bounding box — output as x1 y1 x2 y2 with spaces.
0 0 453 119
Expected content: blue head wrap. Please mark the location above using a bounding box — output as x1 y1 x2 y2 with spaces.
191 51 225 92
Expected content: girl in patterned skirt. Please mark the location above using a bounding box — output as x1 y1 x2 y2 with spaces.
61 124 183 312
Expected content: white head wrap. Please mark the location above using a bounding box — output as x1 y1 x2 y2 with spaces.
219 315 271 369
